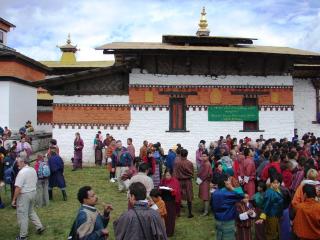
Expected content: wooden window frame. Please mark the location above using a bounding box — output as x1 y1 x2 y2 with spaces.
168 97 187 132
242 97 260 132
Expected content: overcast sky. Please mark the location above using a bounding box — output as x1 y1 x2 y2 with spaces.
1 0 320 61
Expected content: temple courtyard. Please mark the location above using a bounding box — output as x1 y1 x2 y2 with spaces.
0 166 213 240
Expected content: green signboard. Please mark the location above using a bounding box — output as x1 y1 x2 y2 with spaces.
208 106 258 121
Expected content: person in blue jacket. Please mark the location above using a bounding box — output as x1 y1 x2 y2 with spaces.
211 174 243 240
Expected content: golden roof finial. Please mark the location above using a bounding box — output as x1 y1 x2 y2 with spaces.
196 7 210 37
57 34 78 64
67 33 71 44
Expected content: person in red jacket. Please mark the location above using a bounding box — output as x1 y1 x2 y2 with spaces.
142 150 156 176
261 153 281 181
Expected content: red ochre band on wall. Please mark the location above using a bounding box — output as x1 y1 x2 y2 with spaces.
52 105 131 125
129 87 293 106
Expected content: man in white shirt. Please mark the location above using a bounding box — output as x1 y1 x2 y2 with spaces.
128 163 154 197
12 156 45 240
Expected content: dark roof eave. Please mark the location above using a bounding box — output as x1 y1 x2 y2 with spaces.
0 76 37 87
34 65 128 88
0 18 16 28
0 49 51 73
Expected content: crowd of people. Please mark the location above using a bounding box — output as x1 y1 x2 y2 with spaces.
1 128 320 240
69 131 320 240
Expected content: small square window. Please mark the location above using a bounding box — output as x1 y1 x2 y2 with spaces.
0 31 4 44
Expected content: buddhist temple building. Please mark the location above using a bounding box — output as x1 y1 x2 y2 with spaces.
38 35 114 130
0 17 49 130
37 8 320 163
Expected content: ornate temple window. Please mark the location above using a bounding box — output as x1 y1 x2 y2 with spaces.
169 97 186 131
242 97 259 131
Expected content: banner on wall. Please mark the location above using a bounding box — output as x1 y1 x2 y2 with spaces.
208 106 258 121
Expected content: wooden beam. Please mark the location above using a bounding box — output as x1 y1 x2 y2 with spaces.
231 91 269 95
159 91 197 96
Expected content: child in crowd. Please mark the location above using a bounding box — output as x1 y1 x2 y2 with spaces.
236 193 256 240
253 181 267 240
150 188 167 228
256 173 284 240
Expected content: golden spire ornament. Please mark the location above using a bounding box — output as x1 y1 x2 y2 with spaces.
196 7 210 37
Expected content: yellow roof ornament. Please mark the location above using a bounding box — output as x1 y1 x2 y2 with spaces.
196 7 210 37
57 34 79 64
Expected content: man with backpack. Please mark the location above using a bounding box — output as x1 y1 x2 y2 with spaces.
35 155 50 207
68 186 113 240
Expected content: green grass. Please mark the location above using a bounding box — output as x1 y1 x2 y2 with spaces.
0 166 215 240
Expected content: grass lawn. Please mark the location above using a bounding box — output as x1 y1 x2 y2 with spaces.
0 166 215 240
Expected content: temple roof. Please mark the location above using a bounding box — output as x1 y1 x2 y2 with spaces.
40 60 114 68
97 41 320 56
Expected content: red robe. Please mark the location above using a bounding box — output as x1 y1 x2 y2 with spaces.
261 162 281 181
242 157 256 199
198 160 213 201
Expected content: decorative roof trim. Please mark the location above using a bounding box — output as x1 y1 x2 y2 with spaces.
52 123 129 130
129 84 293 89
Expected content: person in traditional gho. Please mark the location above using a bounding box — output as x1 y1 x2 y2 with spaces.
241 148 256 199
253 181 267 240
94 134 103 166
152 142 164 188
173 148 194 218
211 174 243 240
111 140 133 192
293 184 320 240
113 182 167 240
261 152 281 182
256 173 284 240
197 150 213 216
159 168 181 237
126 138 135 161
68 186 112 240
142 150 156 177
139 140 148 159
48 147 67 201
73 132 84 171
106 139 116 181
236 193 256 240
196 142 205 171
47 139 59 158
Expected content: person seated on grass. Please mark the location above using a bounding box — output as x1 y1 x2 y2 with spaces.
68 186 113 240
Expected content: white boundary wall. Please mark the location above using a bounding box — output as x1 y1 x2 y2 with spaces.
54 95 129 104
293 78 320 136
53 108 294 164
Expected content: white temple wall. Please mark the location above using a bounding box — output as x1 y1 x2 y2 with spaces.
293 78 320 136
53 95 129 104
0 82 10 127
129 71 293 86
54 108 294 164
9 82 37 131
